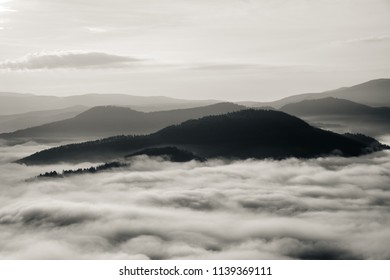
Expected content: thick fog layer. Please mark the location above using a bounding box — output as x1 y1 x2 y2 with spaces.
0 143 389 259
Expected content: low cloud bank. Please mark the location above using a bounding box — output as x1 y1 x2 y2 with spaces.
0 143 389 259
0 51 141 70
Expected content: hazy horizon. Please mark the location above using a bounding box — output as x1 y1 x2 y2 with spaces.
0 77 388 103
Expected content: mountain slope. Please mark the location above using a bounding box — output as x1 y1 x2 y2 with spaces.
280 97 390 136
18 109 387 165
280 97 390 116
324 79 389 107
0 103 245 142
240 78 390 108
0 106 88 133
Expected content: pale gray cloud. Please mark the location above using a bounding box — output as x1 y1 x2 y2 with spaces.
0 51 142 70
0 142 389 259
337 35 390 45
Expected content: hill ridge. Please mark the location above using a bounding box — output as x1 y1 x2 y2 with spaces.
17 109 387 165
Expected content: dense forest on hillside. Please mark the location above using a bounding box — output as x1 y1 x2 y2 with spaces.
18 109 388 165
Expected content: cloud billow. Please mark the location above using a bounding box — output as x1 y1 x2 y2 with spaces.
0 51 141 70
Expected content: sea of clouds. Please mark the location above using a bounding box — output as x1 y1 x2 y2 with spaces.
0 141 389 259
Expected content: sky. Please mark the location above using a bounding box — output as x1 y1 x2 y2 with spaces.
0 0 389 101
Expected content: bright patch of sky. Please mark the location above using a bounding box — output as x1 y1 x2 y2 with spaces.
0 0 389 101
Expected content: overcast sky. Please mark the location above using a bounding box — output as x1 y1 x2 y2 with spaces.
0 0 389 101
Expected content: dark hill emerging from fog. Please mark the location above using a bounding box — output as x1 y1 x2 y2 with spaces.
0 103 245 143
18 109 388 165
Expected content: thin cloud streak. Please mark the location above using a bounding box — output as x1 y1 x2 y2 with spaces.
0 51 143 70
336 35 390 45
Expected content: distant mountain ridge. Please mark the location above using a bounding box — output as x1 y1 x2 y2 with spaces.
2 78 389 115
0 92 220 115
18 109 388 165
280 97 390 136
239 78 390 108
0 106 88 133
1 78 389 140
280 97 390 116
0 102 245 143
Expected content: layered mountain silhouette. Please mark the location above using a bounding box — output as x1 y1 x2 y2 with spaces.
0 103 245 143
240 78 390 108
1 78 388 138
0 92 219 115
281 97 390 116
18 109 388 165
2 78 388 116
280 97 390 136
0 106 88 133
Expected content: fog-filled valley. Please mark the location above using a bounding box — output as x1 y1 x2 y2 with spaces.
0 139 389 259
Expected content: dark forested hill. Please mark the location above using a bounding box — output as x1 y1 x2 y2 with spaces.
18 109 387 165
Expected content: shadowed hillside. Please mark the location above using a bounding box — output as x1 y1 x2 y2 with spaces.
17 109 387 165
0 106 88 133
240 78 390 108
0 102 245 143
281 97 390 116
280 97 390 136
